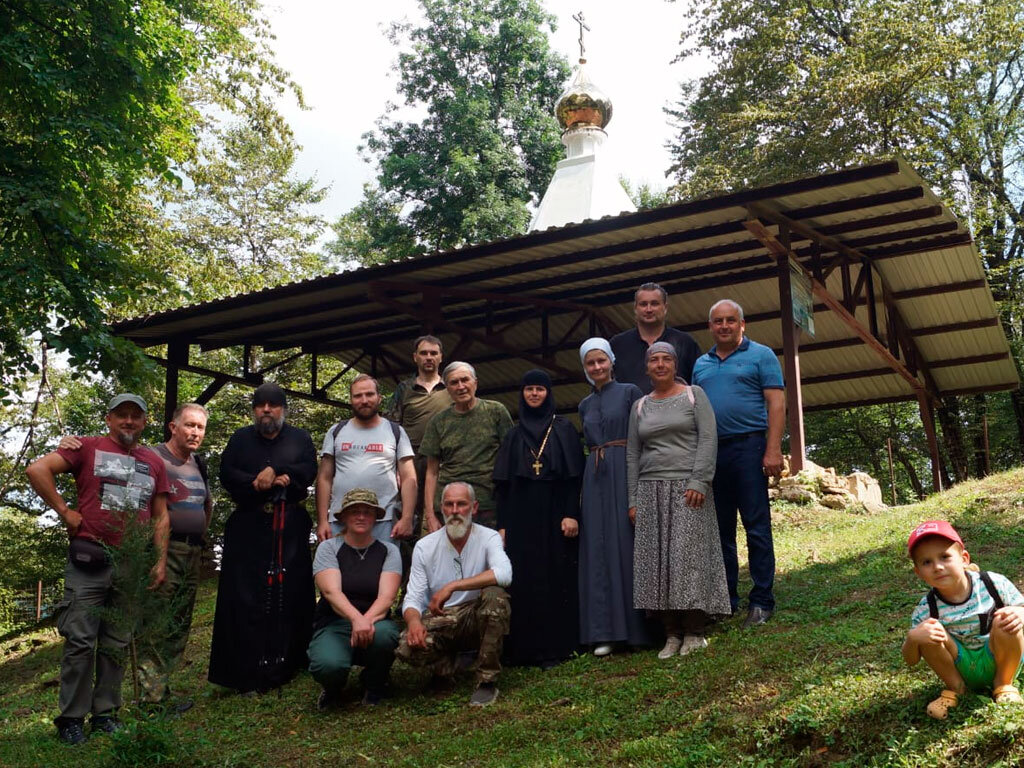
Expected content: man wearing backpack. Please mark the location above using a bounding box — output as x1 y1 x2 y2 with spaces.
316 374 417 543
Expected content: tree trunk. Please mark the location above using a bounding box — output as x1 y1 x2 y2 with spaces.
935 396 969 483
971 394 988 477
894 448 925 500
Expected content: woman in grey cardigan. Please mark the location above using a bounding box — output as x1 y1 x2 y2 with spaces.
626 342 732 659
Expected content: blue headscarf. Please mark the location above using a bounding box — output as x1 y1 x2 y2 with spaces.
579 337 615 386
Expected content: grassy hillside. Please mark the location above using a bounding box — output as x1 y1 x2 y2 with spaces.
3 469 1024 767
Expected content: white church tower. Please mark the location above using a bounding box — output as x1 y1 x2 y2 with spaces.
528 17 636 232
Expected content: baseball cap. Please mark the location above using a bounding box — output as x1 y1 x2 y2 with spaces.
335 488 386 521
107 393 147 413
907 520 964 556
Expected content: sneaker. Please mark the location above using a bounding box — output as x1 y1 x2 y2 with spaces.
593 644 614 657
90 715 123 735
469 682 499 708
743 606 773 628
658 636 683 659
679 635 708 656
56 719 87 746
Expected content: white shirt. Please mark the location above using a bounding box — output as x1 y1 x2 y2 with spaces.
321 419 413 532
402 524 512 616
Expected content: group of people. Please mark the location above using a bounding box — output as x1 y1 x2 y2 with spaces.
27 281 791 745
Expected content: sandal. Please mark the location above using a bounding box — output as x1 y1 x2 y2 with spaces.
993 684 1024 705
925 689 959 719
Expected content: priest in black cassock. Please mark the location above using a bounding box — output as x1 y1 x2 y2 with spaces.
494 369 585 668
208 383 318 693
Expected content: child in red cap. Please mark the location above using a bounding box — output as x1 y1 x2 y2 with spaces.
902 520 1024 719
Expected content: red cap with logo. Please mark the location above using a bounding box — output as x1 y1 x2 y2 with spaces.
907 520 964 556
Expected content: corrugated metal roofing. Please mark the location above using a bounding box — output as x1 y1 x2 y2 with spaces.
112 157 1019 415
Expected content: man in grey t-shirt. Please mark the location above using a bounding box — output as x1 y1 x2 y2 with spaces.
315 374 417 542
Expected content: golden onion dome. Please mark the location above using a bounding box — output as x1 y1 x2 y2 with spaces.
555 59 612 131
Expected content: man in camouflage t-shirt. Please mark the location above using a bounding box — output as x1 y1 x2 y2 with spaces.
420 362 513 531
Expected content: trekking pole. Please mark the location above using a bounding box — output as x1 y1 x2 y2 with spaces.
274 486 287 666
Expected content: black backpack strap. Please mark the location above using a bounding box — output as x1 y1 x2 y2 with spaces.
331 419 349 442
331 418 401 449
194 452 209 487
926 589 939 620
979 571 1004 611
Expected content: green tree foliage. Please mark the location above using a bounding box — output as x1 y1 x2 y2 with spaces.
0 0 297 398
334 0 570 262
669 0 1024 478
146 124 329 309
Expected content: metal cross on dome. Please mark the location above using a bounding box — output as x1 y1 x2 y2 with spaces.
572 11 590 60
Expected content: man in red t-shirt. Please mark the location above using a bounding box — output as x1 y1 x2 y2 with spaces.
26 393 169 745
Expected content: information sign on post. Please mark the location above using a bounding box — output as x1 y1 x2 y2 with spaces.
789 256 815 337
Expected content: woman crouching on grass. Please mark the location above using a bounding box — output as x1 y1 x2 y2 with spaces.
307 488 401 708
626 342 731 659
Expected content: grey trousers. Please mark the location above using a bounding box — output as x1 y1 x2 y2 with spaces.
55 560 130 721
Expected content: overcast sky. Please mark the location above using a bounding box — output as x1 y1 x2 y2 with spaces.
264 1 709 222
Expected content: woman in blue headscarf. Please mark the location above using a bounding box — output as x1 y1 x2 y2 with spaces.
577 338 650 655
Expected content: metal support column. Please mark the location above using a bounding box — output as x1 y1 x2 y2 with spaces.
164 341 189 440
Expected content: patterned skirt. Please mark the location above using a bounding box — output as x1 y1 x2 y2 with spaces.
633 479 732 615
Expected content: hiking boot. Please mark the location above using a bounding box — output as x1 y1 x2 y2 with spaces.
469 682 498 708
56 718 86 746
317 689 344 711
90 715 123 735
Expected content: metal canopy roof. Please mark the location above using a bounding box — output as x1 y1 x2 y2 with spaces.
113 157 1019 417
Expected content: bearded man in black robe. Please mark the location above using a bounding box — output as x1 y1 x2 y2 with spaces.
208 383 317 693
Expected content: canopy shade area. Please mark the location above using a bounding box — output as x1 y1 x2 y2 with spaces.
112 157 1018 489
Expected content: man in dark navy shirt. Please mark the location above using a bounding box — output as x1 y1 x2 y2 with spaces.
610 282 702 393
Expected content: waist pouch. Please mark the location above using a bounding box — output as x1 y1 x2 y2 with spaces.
69 537 111 572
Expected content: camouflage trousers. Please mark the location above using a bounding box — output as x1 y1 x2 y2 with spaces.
396 587 510 683
137 539 202 703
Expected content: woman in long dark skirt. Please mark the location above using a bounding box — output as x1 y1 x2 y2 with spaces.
494 369 585 668
577 338 650 656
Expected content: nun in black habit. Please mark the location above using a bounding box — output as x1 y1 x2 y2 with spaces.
494 369 585 668
208 383 318 693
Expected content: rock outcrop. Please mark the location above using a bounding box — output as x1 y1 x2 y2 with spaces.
768 458 886 512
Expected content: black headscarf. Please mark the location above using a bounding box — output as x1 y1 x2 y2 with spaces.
518 369 556 450
493 370 585 481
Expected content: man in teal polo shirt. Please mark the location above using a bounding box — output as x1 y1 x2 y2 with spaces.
692 299 785 628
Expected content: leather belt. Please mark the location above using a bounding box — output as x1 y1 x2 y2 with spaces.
170 532 204 546
589 439 627 469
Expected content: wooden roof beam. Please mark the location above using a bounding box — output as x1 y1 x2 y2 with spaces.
366 287 580 379
742 217 932 400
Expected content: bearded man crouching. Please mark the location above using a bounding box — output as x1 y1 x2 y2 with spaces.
396 481 512 707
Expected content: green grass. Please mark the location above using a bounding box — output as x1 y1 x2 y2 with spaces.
4 469 1024 766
